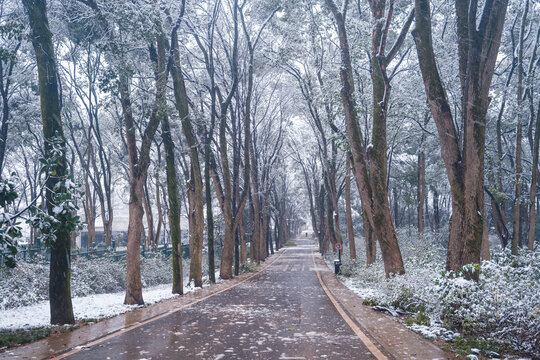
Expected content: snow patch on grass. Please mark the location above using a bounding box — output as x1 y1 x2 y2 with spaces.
0 283 179 330
0 253 175 310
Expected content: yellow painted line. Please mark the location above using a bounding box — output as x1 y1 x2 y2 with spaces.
53 249 287 360
312 249 388 360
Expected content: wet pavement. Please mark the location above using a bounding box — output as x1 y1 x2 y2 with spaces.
57 239 380 359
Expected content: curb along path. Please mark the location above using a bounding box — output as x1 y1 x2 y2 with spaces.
312 247 452 360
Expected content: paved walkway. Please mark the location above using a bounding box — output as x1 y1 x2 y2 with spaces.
3 238 451 359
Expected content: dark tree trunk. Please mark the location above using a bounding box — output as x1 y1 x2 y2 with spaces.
345 156 356 260
169 20 204 287
511 0 528 255
433 187 440 230
528 101 540 251
157 30 183 293
143 180 155 249
393 187 399 228
417 115 429 241
0 42 19 175
23 0 75 325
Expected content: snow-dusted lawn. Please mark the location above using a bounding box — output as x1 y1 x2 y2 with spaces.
0 283 180 330
0 252 226 332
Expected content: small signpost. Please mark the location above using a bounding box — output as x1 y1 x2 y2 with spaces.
334 243 342 274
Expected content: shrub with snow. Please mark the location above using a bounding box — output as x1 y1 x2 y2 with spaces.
326 228 540 357
0 252 178 310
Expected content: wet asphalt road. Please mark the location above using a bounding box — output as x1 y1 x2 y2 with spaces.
65 239 377 359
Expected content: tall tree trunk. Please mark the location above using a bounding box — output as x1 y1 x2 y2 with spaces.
125 175 145 304
155 181 163 247
170 20 204 287
324 175 338 251
528 102 540 251
0 43 18 175
143 180 155 249
481 201 490 260
368 0 408 276
325 0 405 276
162 112 183 294
151 31 184 294
121 44 163 304
24 0 75 325
345 156 356 260
413 0 509 278
393 187 399 228
491 50 514 248
215 0 247 279
240 216 247 263
417 116 428 241
260 190 270 261
363 210 376 266
273 216 280 250
432 187 440 230
83 145 96 248
219 102 235 278
511 0 528 255
316 182 326 252
250 163 261 263
265 212 272 255
205 153 215 283
417 145 426 241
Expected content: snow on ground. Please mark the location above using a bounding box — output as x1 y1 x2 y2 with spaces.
0 269 224 331
324 228 540 358
0 283 180 330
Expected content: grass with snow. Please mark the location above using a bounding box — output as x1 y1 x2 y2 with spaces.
0 249 266 350
325 228 540 358
0 252 175 310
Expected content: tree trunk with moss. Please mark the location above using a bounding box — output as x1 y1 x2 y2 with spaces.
345 156 356 260
163 119 183 294
151 30 183 294
23 0 75 325
413 0 508 277
325 0 406 276
170 22 204 287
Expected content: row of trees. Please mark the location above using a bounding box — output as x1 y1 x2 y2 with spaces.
4 0 305 324
286 0 537 280
1 0 538 324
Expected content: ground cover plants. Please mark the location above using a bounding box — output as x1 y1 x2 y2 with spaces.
325 229 540 358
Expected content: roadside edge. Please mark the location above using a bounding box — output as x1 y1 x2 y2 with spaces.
313 251 452 360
